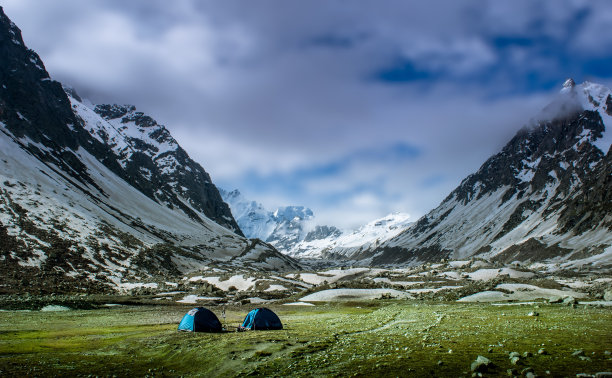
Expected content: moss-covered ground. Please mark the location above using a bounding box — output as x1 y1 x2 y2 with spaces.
0 301 610 377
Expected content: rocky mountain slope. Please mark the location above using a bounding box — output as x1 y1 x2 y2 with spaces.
0 8 298 294
221 189 412 259
354 80 612 267
88 102 242 235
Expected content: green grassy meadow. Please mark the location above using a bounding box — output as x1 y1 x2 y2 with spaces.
0 301 610 377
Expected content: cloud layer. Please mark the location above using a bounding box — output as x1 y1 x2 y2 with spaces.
3 0 612 228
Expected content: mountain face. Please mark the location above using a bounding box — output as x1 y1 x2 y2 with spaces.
220 189 412 259
0 8 297 294
81 101 241 235
355 80 612 267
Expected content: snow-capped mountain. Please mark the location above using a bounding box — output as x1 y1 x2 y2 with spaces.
220 189 315 251
220 189 412 258
0 8 298 293
353 79 612 267
220 189 284 240
289 213 412 259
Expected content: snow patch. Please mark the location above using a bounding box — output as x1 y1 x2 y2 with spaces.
300 288 411 302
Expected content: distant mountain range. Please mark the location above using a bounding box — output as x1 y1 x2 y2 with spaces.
0 7 298 294
220 189 412 259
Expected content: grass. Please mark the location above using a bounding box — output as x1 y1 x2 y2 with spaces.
0 301 610 377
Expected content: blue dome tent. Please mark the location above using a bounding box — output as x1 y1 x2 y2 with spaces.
178 307 222 332
240 308 283 330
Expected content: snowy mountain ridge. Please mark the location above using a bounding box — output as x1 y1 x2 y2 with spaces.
0 8 298 294
220 189 412 259
289 212 412 259
69 97 242 234
347 80 612 268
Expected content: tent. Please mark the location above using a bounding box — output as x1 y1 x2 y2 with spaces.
240 308 283 330
178 307 222 332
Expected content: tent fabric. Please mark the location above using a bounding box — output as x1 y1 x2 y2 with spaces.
241 308 283 330
178 307 222 332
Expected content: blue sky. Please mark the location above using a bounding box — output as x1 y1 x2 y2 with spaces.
3 0 612 228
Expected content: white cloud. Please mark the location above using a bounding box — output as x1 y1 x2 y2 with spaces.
2 0 610 231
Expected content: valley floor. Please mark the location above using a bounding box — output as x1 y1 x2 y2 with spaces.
0 301 610 377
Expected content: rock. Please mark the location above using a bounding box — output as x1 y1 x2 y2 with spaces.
521 367 534 375
488 348 494 353
523 351 533 358
579 356 592 361
509 352 521 359
437 360 444 366
572 350 585 357
525 373 536 378
605 351 611 356
528 311 539 317
538 348 548 355
563 296 578 306
604 290 612 301
471 355 493 373
595 373 612 377
507 368 518 376
548 295 563 303
511 356 521 365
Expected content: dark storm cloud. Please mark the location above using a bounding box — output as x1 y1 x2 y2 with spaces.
3 0 612 227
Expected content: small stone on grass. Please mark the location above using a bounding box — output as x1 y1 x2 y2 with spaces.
471 355 493 373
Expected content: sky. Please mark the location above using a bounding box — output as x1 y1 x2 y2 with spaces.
3 0 612 229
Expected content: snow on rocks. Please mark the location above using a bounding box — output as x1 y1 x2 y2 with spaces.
192 275 257 292
467 268 535 281
117 282 159 293
176 295 221 304
40 305 71 312
248 297 271 304
264 285 288 292
299 288 411 302
458 283 586 302
291 268 370 285
283 302 315 306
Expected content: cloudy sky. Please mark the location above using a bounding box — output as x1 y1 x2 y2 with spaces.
3 0 612 229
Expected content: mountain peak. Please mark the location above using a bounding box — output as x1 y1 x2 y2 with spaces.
562 78 576 90
0 6 24 48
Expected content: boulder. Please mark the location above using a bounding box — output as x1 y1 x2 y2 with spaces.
471 355 493 373
563 296 578 306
